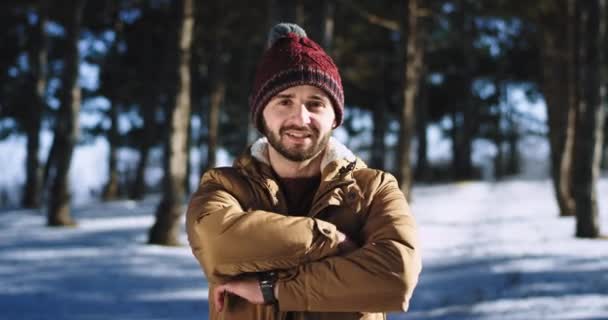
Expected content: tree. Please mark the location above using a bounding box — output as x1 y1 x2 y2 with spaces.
100 4 126 201
47 0 87 226
148 0 194 245
22 1 48 208
307 0 335 50
537 0 577 216
203 1 227 172
268 0 304 26
397 0 423 200
123 1 172 200
572 0 606 238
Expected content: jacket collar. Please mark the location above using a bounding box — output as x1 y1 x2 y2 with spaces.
249 137 356 170
234 137 367 216
233 137 368 186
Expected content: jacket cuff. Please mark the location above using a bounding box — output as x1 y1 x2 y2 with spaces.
276 274 308 311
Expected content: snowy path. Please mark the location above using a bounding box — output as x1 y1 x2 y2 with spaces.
0 198 208 320
1 179 607 319
401 179 608 320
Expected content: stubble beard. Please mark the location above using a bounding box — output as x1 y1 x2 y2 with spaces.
262 121 332 162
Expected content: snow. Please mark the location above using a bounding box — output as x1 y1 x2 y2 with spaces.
1 178 608 319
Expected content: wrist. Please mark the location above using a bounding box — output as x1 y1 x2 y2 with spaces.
258 272 278 304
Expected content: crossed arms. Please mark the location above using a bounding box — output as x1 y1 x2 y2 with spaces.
185 168 421 313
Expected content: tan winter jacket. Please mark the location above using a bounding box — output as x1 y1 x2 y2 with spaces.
186 137 422 320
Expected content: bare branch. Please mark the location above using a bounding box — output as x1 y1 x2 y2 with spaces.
338 0 400 31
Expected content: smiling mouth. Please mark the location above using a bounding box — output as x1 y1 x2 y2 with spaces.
284 131 312 139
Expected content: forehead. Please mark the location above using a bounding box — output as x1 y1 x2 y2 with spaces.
275 85 330 99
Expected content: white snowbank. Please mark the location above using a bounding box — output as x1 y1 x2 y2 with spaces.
1 179 607 319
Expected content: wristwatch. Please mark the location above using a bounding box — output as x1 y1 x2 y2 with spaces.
258 271 278 304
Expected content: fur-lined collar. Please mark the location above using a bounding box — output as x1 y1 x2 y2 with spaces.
250 137 356 172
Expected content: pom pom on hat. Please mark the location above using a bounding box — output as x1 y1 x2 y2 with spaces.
250 23 345 132
267 23 307 48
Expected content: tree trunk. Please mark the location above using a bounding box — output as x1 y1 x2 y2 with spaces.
102 103 120 200
494 137 504 180
493 79 505 180
321 0 335 50
295 0 305 26
450 110 461 179
148 0 194 246
415 14 429 182
102 5 125 201
457 0 475 180
237 45 254 150
204 3 227 173
371 104 386 170
415 85 429 181
397 0 422 200
130 101 155 200
540 0 577 216
309 0 335 50
206 80 224 172
47 0 86 226
184 109 192 194
505 110 520 176
603 133 608 169
573 0 605 238
22 2 48 208
268 0 298 26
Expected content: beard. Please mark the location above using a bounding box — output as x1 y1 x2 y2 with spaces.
262 121 332 162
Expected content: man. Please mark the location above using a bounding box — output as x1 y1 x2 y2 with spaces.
186 23 421 320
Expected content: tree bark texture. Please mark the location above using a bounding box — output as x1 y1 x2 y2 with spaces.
22 1 48 208
397 0 422 200
539 0 577 216
573 0 606 238
47 0 86 226
149 0 194 246
102 103 120 200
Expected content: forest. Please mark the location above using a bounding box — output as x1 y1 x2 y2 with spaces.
0 0 606 246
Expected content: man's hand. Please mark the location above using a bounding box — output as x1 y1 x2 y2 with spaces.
213 278 264 312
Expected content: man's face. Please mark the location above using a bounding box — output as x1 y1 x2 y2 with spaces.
262 85 336 162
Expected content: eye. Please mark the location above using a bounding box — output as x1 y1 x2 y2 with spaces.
278 99 292 106
306 100 325 109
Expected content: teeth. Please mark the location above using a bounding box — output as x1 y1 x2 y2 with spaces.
286 131 309 138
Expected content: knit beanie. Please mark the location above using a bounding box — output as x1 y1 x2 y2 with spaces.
250 23 344 132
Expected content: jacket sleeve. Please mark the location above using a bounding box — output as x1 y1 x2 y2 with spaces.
186 169 342 282
275 172 422 313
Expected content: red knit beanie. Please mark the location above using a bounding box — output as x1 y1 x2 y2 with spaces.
250 23 344 132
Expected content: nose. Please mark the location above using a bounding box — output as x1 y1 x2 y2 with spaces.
289 103 312 125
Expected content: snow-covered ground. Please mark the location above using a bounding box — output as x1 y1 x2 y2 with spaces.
1 178 607 319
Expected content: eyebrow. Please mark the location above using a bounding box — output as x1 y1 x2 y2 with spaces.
270 93 328 101
271 93 295 100
308 94 327 101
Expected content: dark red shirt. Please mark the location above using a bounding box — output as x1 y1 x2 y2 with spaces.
277 175 321 216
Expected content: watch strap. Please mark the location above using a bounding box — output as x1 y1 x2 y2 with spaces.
258 272 278 304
